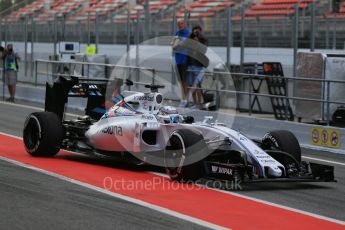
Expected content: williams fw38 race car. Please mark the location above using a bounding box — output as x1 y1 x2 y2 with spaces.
23 76 335 184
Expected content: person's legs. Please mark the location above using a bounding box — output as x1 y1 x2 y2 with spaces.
6 71 17 102
192 89 197 105
186 66 194 104
8 85 15 99
189 67 196 104
181 80 188 100
176 64 188 105
196 88 203 105
4 72 10 101
5 85 14 102
187 66 200 106
193 67 204 106
195 81 204 105
181 64 189 102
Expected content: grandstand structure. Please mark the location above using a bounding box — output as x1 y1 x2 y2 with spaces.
1 0 345 48
4 0 236 22
245 0 313 17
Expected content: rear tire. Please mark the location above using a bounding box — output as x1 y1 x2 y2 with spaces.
262 130 301 163
164 129 208 182
23 112 64 157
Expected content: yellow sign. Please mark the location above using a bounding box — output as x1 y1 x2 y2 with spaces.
85 45 96 55
310 128 341 148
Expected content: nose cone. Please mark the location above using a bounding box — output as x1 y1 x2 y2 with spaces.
268 166 282 177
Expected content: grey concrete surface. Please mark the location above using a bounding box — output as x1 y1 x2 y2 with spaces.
0 160 208 230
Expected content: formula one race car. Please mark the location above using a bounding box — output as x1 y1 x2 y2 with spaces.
23 76 335 183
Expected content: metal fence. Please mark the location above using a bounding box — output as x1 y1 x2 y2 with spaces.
32 59 345 126
35 58 157 86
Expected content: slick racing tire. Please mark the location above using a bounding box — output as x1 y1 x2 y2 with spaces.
164 129 208 182
262 130 301 163
23 112 64 157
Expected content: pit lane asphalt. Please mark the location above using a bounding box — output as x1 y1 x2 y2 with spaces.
0 101 209 230
1 101 345 226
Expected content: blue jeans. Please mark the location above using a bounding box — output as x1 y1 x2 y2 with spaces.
187 65 204 87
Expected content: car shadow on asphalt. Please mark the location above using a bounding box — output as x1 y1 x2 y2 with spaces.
236 182 333 191
194 178 335 192
54 153 335 192
55 153 163 173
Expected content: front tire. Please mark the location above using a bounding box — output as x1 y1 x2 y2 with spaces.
23 112 64 157
262 130 301 163
164 129 208 182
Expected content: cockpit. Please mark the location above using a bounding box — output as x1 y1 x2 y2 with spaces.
157 106 181 124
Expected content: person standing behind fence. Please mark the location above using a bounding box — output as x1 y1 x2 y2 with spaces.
3 44 20 103
0 46 4 100
171 19 190 107
186 25 208 109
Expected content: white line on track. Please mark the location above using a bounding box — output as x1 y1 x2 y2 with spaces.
150 169 345 225
2 132 345 226
0 156 227 230
0 132 226 230
207 187 345 226
302 156 345 167
0 131 21 140
0 101 79 118
302 144 345 155
147 172 345 226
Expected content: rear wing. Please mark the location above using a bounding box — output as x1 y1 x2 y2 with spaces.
45 76 110 120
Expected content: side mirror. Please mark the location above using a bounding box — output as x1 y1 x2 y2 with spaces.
183 116 194 124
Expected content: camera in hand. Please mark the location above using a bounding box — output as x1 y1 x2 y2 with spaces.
191 31 199 38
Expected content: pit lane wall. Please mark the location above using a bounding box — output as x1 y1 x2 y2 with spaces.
232 115 345 154
184 109 345 155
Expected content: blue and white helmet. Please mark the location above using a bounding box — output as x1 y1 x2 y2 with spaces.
159 106 178 115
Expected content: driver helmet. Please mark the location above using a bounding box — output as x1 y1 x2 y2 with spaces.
159 106 178 115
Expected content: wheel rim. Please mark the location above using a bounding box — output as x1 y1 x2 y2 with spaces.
165 132 186 179
23 116 41 152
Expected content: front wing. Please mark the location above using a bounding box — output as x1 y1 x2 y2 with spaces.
204 161 335 183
